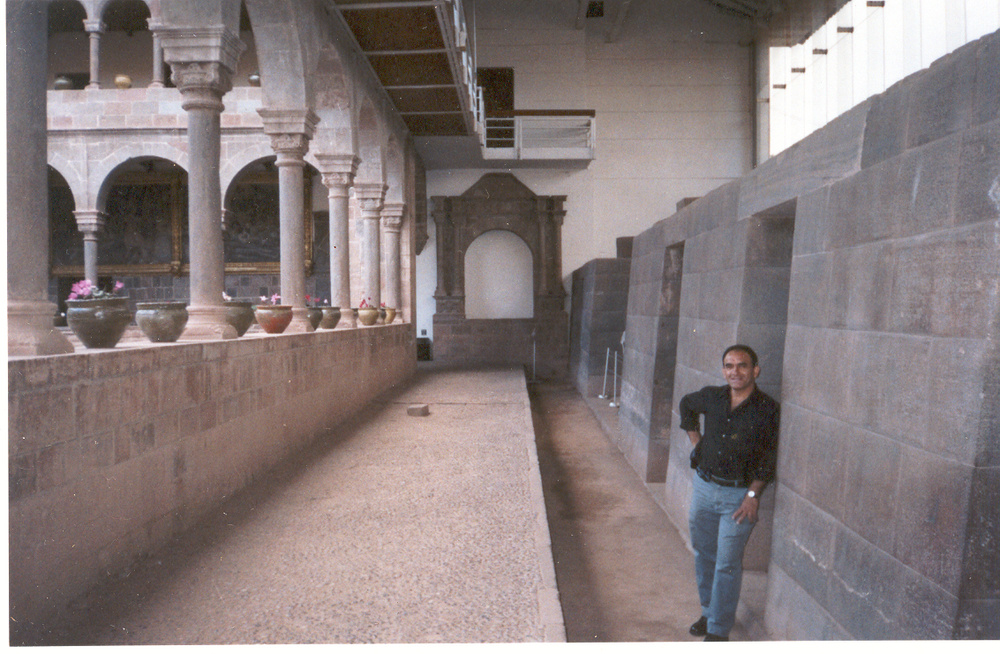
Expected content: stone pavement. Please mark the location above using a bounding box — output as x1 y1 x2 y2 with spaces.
14 365 561 645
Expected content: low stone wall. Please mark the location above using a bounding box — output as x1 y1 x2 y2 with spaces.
432 315 568 379
8 324 416 626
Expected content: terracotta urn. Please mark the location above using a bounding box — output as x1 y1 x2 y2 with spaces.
384 307 396 324
254 305 293 334
135 301 188 343
319 306 341 329
224 300 255 337
65 298 132 349
357 307 379 326
307 307 323 330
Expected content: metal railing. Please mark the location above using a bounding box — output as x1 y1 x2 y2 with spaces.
482 111 596 160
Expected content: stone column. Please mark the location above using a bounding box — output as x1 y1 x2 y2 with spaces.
355 183 387 311
316 154 359 328
149 30 165 88
381 202 405 313
7 2 74 355
259 110 319 333
73 210 106 284
158 27 245 339
85 20 103 89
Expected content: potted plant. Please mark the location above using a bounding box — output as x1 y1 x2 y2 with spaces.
381 302 396 324
317 298 341 329
222 292 255 337
254 293 293 334
135 300 188 343
357 297 379 326
65 279 132 348
305 295 323 330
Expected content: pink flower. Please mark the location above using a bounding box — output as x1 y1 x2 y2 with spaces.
114 281 124 291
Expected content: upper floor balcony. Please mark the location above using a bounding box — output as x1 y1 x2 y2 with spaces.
481 110 596 164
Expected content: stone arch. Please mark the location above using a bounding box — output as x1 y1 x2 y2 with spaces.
243 0 318 111
221 139 277 196
464 229 534 319
355 93 386 184
310 41 355 157
48 166 84 271
47 153 89 213
384 135 405 204
92 144 187 211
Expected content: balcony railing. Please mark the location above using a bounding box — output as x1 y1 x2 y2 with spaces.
482 110 596 161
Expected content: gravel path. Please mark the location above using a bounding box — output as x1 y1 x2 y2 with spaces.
17 366 561 645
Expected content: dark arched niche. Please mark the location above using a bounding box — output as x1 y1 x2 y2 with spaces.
431 173 568 377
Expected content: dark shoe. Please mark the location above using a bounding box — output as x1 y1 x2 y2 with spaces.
704 633 729 642
689 616 708 637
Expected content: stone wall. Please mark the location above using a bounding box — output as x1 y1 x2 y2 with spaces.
614 30 999 638
568 258 630 398
8 325 416 626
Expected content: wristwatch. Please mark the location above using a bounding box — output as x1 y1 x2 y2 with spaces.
747 490 759 500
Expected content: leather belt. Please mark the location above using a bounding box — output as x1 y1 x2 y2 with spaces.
696 467 748 488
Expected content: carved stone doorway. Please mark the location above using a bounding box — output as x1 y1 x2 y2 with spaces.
431 173 568 377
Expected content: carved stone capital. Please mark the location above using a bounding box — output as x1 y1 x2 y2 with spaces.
355 182 387 217
170 62 231 110
258 109 320 140
84 19 105 34
73 210 106 234
154 24 245 78
268 132 311 162
382 202 406 232
315 154 360 191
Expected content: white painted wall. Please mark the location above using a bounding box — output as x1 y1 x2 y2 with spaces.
770 0 1000 155
464 231 534 319
419 0 752 340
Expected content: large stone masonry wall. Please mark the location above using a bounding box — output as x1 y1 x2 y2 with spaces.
568 258 630 398
614 29 999 639
8 325 416 626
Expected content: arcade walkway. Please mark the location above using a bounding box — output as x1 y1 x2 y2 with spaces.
12 365 734 645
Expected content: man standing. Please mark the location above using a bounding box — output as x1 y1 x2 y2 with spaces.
678 344 780 641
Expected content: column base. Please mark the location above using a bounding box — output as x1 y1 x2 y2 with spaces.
337 310 357 329
7 301 75 356
183 305 238 340
284 308 315 333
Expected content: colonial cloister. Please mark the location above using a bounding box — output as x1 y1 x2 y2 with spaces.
7 0 1000 643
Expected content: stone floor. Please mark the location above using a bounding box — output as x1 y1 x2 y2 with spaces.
11 363 763 646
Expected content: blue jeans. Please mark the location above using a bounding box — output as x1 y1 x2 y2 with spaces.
688 473 756 638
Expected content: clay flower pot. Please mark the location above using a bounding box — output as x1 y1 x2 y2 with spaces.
65 298 133 349
135 301 188 343
306 307 323 330
357 307 379 326
319 306 341 329
114 74 131 89
384 307 396 324
254 305 293 334
224 300 255 337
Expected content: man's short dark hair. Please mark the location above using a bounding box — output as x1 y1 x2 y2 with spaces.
723 344 758 367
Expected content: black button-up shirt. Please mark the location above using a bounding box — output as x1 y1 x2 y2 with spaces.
679 385 780 486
